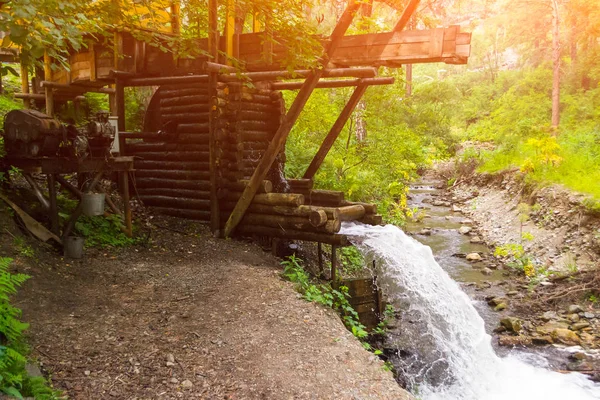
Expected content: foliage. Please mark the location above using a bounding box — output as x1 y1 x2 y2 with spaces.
0 258 60 399
73 214 135 248
281 255 368 340
339 246 365 275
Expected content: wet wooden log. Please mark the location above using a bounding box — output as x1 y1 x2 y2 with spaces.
126 143 209 152
222 180 273 193
134 170 210 180
138 195 210 210
136 188 210 199
224 192 304 207
359 214 383 225
160 95 210 107
129 151 209 161
177 123 210 133
135 160 210 171
134 178 211 191
236 120 279 131
150 207 211 221
239 131 273 142
160 113 210 124
287 179 314 191
221 203 340 220
227 102 281 113
160 88 209 98
178 134 210 144
336 205 366 221
235 225 348 246
342 201 377 214
161 105 209 116
301 189 345 205
310 209 328 227
240 213 341 234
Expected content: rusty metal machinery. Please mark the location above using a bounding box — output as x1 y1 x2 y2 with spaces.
2 110 115 159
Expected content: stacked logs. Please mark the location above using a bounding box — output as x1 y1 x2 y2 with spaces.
126 82 286 222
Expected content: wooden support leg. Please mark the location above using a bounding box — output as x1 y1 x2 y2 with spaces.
115 80 126 132
47 174 59 235
44 86 54 116
331 244 338 289
317 242 324 278
122 171 132 237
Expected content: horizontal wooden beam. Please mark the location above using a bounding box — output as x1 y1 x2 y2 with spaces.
40 81 115 94
219 67 377 82
124 75 209 87
271 76 394 90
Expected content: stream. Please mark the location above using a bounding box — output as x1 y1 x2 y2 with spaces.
340 179 600 400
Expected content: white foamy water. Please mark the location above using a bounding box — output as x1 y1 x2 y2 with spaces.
341 223 600 400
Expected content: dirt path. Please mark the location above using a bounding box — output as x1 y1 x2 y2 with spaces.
3 214 410 399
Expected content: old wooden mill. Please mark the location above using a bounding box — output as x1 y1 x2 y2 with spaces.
5 0 470 281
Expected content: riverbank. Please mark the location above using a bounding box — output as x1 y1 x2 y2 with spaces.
1 209 410 399
419 161 600 382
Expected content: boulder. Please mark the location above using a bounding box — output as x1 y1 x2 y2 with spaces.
470 236 483 244
494 303 507 311
568 313 580 323
568 304 583 314
500 317 523 333
551 328 581 345
583 312 596 319
536 321 569 335
571 321 590 331
482 268 493 276
487 297 506 307
531 336 553 345
540 311 559 322
466 253 482 261
458 226 472 235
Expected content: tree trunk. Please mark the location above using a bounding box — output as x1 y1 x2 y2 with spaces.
551 0 561 132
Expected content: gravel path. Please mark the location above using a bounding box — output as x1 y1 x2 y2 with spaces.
9 216 411 399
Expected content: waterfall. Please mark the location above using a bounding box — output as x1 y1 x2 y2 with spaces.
341 222 600 400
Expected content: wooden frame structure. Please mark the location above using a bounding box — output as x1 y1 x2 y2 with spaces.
4 0 472 263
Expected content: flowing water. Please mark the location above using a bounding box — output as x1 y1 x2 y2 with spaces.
341 222 600 400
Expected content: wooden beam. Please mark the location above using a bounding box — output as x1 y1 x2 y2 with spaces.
271 76 394 90
303 83 368 180
219 67 377 82
393 0 421 32
225 0 235 64
20 62 30 109
223 0 361 238
209 0 220 234
115 80 125 131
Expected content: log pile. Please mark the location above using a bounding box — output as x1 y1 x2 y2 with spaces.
124 80 384 245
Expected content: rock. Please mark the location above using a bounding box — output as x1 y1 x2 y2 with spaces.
470 236 483 244
583 312 596 319
567 360 596 372
537 321 569 335
170 378 179 384
568 313 580 323
531 336 553 345
419 229 432 236
507 290 519 296
551 328 581 345
570 352 588 361
500 317 523 333
498 335 532 346
494 303 507 311
461 219 474 225
451 205 462 213
541 311 559 321
571 321 590 331
487 297 506 307
466 253 482 261
458 226 472 235
84 370 91 376
482 268 493 276
181 379 193 389
166 353 175 367
568 304 583 314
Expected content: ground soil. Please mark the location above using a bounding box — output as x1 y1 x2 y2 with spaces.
0 209 411 400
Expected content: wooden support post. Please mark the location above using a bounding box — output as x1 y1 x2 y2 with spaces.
208 0 220 234
303 83 368 180
252 7 262 33
331 245 338 289
115 80 126 132
223 0 360 238
170 1 181 34
225 0 235 64
394 0 421 32
19 62 30 109
122 171 132 237
44 86 54 116
317 242 324 278
47 174 59 235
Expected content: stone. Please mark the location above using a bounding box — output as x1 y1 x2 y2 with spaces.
461 219 474 225
166 353 175 367
494 303 507 311
551 328 581 345
531 336 553 345
570 352 588 361
452 205 462 213
181 379 193 389
567 360 596 372
170 378 179 384
571 321 590 331
470 236 483 244
419 229 432 236
541 311 559 321
568 313 580 323
466 253 482 262
498 335 532 346
458 226 472 235
500 317 523 333
568 304 583 314
507 291 519 296
537 321 569 335
482 268 493 276
487 297 506 307
583 312 596 319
